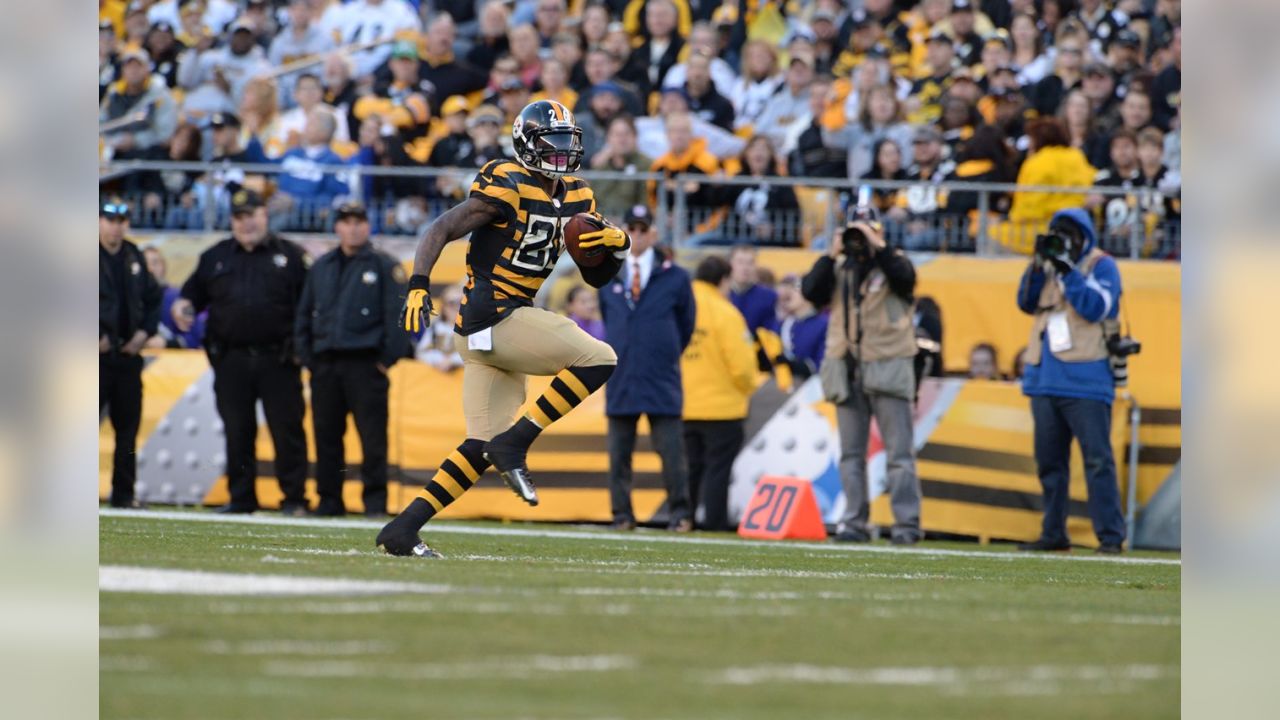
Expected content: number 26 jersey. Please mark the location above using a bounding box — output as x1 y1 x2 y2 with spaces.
459 159 596 335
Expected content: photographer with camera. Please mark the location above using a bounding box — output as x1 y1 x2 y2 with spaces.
1017 209 1133 554
802 206 922 545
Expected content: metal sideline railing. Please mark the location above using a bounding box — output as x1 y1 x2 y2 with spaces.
99 160 1181 259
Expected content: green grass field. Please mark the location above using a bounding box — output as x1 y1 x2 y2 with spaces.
100 510 1180 720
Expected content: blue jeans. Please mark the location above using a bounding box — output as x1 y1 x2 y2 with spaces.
1030 395 1126 546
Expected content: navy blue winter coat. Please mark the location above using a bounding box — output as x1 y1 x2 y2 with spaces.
599 254 696 417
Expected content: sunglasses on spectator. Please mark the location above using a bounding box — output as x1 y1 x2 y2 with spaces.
100 203 129 218
1060 47 1083 55
627 223 651 232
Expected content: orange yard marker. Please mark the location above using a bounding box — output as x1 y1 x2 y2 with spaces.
737 476 828 541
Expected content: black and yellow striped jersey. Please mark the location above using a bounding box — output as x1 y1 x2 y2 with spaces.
459 159 596 335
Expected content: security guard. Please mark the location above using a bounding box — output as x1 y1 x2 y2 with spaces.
100 199 162 508
295 202 409 517
172 190 310 515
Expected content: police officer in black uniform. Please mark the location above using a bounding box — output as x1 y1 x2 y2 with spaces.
100 199 162 508
295 202 409 517
172 190 310 515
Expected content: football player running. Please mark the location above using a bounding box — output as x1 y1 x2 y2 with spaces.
376 100 631 558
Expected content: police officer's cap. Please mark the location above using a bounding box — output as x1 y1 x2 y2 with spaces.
335 202 369 222
100 198 130 219
230 189 265 215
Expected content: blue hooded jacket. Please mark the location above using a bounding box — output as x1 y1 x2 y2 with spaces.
1016 208 1122 404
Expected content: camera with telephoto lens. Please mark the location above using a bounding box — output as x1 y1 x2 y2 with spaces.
1107 334 1142 386
1033 232 1067 262
842 203 881 256
842 224 869 256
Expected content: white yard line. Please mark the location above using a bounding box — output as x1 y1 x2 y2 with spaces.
705 663 1179 694
99 508 1181 566
100 565 454 597
200 639 393 656
100 624 163 640
262 654 637 681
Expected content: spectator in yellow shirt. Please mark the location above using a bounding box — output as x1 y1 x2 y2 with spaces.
994 117 1096 253
681 254 758 531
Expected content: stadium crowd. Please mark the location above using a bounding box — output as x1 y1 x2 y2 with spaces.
100 0 1181 255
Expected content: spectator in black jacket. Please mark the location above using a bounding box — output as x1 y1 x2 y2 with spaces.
1027 35 1085 117
427 97 475 169
465 0 511 73
717 135 800 246
99 199 163 509
295 203 409 517
682 51 734 131
143 21 183 90
620 0 685 100
944 124 1015 225
789 76 846 178
1149 26 1180 131
376 14 488 116
861 138 910 215
1080 63 1120 134
888 126 954 250
125 122 204 229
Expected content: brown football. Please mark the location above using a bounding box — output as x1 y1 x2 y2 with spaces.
562 212 608 268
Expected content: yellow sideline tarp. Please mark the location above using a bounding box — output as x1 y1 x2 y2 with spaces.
101 360 1169 545
112 240 1178 541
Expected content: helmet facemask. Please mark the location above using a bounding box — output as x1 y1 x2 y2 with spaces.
529 127 583 177
513 101 584 178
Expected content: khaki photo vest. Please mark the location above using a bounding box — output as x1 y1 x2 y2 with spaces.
1025 248 1110 365
825 264 918 363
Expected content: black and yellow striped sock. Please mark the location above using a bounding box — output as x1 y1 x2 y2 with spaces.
411 439 490 524
525 365 615 429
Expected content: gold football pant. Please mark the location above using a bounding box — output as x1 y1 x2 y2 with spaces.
411 307 616 519
456 306 616 440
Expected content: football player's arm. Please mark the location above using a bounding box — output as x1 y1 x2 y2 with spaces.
402 197 502 332
579 254 624 289
577 199 628 289
410 197 501 284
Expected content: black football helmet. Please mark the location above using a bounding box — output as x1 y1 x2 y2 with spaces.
512 100 584 178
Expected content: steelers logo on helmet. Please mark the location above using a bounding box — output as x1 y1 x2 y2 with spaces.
512 100 584 178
